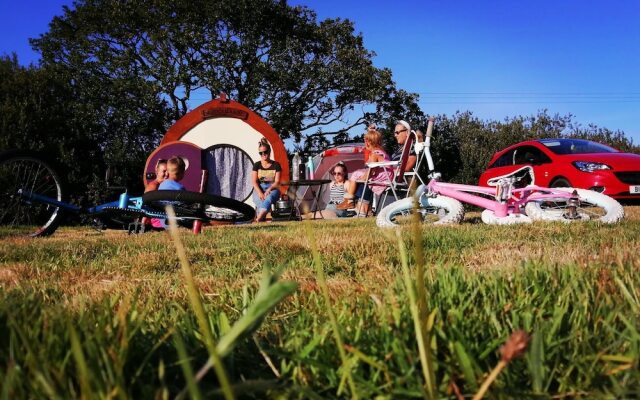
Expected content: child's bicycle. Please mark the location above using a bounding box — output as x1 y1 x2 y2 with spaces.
376 133 624 227
0 150 255 237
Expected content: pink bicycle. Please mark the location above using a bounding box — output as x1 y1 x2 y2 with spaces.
376 133 624 228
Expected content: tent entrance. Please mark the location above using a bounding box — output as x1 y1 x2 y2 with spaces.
204 144 254 203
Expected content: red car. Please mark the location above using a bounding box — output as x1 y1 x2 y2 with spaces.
478 138 640 200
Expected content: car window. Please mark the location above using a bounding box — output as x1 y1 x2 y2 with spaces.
540 139 618 155
513 146 552 165
489 148 517 168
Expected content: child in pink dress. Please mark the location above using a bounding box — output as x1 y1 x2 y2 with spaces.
336 125 393 215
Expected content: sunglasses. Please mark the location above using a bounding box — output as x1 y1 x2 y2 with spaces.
332 171 344 176
394 128 407 136
259 151 269 155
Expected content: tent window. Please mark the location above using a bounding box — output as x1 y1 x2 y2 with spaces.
204 144 254 202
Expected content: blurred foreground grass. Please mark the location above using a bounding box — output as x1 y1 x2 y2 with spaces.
1 206 639 398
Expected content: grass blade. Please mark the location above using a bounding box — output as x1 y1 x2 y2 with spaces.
304 221 359 399
174 333 203 400
397 230 436 400
166 206 234 400
68 323 92 399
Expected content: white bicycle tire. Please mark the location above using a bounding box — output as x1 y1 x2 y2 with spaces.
481 209 532 225
524 188 624 224
376 195 465 228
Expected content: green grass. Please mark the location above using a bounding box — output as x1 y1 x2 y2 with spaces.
1 207 639 398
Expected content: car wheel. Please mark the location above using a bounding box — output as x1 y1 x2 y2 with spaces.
550 177 571 188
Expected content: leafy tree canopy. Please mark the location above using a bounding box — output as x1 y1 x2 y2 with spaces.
32 0 421 142
0 54 170 200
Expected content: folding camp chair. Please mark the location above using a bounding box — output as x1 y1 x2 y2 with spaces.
357 129 418 215
406 117 435 189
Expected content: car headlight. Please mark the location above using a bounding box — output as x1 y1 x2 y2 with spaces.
572 161 612 172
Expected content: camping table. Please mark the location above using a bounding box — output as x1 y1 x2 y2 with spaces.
283 179 331 220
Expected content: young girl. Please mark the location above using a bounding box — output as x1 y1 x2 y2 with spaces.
336 124 392 215
324 162 353 218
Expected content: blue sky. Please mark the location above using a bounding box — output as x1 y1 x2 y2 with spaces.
2 0 639 144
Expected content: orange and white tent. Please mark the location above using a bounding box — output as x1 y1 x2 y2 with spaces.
144 94 289 206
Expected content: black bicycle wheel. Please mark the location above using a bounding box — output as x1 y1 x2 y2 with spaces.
142 190 255 223
0 150 65 237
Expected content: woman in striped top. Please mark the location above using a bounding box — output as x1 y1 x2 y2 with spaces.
324 162 353 218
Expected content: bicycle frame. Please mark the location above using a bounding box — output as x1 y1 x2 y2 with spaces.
376 120 623 227
17 189 166 219
416 123 576 218
422 179 576 218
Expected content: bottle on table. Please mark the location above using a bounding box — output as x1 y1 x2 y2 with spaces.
307 157 315 179
292 152 301 181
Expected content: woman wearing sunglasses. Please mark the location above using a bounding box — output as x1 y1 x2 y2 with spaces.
324 162 354 218
251 138 282 222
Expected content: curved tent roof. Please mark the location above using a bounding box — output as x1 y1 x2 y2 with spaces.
144 94 289 206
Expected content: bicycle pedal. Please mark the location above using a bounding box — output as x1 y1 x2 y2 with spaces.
91 219 106 232
127 220 148 235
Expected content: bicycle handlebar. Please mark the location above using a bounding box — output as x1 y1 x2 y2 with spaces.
426 117 434 138
425 117 435 171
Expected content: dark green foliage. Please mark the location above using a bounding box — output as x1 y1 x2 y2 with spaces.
0 54 171 202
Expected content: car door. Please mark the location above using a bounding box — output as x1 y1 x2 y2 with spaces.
483 145 552 185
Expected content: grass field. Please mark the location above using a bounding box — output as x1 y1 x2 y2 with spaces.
1 206 639 399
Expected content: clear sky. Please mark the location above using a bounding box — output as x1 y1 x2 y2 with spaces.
2 0 639 144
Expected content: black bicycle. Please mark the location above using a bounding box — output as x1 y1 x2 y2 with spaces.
0 149 255 237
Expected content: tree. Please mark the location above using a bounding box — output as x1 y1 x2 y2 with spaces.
0 54 72 153
32 0 420 142
0 54 100 198
308 87 428 154
0 54 170 200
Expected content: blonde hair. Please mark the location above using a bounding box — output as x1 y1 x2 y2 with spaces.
167 156 186 178
396 119 411 132
364 126 383 149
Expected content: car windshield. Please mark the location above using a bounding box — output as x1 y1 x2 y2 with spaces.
539 139 618 155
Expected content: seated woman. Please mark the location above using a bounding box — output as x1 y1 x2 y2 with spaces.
336 124 392 215
323 162 355 218
145 159 168 192
251 138 281 222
